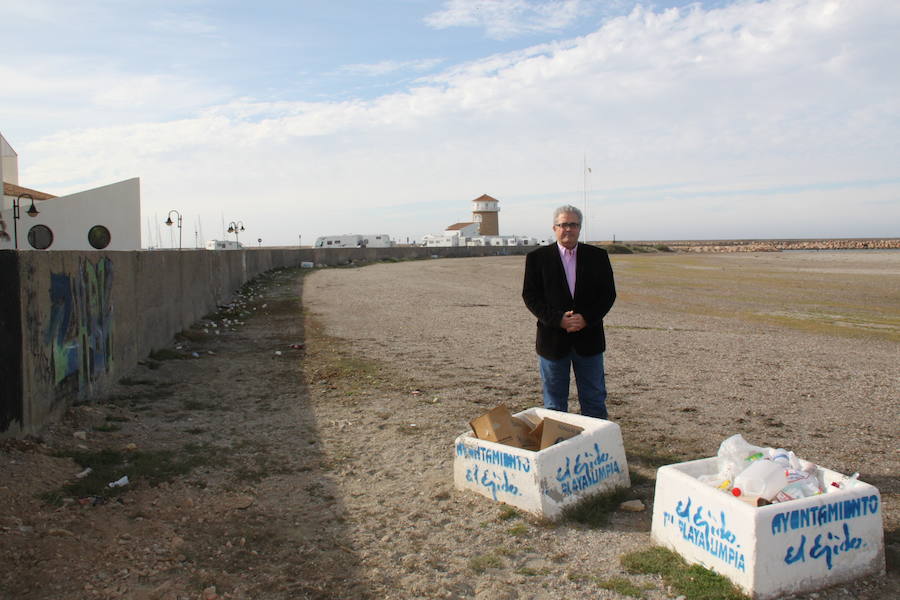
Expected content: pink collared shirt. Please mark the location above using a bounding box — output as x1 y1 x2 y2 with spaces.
558 242 577 298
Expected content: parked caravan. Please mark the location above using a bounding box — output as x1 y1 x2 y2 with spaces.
314 235 363 248
206 239 243 250
314 234 394 248
362 234 394 248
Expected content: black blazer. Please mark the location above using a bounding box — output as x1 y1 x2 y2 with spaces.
522 242 616 360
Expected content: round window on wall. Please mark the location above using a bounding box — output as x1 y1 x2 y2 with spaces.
88 225 112 249
27 225 54 250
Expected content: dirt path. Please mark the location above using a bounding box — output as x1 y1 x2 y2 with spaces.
1 252 897 600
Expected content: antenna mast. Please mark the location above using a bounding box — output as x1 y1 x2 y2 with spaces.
583 154 591 242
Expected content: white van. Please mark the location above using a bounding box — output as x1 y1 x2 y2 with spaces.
314 234 394 248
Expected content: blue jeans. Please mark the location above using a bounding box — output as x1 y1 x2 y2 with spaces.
538 350 608 419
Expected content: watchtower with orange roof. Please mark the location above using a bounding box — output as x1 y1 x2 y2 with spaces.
471 194 499 236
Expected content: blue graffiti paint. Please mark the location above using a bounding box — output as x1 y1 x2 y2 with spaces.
44 258 114 391
465 464 521 501
555 442 621 497
455 443 531 473
46 273 80 385
771 495 880 535
663 497 746 572
784 523 865 570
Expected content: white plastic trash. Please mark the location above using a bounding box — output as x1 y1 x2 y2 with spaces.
651 457 885 600
732 459 788 501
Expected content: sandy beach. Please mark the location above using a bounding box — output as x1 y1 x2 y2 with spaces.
1 250 897 599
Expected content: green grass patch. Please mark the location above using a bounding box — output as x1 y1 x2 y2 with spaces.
149 348 189 361
597 576 646 598
469 553 503 574
622 547 747 600
507 523 529 537
562 486 631 528
41 444 227 505
498 505 520 521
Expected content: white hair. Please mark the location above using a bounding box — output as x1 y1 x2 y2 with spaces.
553 205 582 224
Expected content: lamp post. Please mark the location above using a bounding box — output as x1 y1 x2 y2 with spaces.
164 209 183 250
13 193 40 250
227 221 244 245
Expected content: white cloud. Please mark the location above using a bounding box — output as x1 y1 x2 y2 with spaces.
0 59 230 136
13 0 900 245
425 0 597 39
340 58 446 77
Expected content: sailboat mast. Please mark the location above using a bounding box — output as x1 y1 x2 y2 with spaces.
583 155 589 242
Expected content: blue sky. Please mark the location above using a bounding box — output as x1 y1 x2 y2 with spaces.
2 0 898 247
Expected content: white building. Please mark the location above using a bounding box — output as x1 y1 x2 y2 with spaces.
422 195 537 248
0 131 141 251
314 234 394 248
205 240 243 250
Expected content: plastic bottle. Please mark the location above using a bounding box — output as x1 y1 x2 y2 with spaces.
770 448 791 465
732 459 788 501
774 469 822 502
769 448 803 470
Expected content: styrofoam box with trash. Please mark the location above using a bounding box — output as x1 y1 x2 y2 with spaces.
453 405 630 520
651 434 885 600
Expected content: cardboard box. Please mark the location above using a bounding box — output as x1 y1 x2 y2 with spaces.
469 406 581 451
650 457 885 599
469 405 518 445
454 408 630 519
468 405 539 449
538 417 583 450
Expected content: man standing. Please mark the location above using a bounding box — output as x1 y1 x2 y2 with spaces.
522 205 616 419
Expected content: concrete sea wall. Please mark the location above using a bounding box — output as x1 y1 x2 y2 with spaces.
0 245 531 437
659 238 900 253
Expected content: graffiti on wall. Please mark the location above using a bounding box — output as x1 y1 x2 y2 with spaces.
661 496 747 572
775 495 879 570
45 257 114 392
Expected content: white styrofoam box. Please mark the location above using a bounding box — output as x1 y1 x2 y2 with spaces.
651 457 885 600
453 408 630 519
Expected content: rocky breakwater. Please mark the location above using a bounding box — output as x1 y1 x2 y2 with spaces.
677 239 900 253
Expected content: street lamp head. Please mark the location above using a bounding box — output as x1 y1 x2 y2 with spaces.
12 193 40 250
164 210 184 249
17 193 39 218
227 225 235 233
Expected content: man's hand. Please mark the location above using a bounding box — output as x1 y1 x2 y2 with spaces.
560 310 586 333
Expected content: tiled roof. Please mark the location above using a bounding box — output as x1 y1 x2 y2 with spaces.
3 182 56 200
472 194 498 203
446 222 476 230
